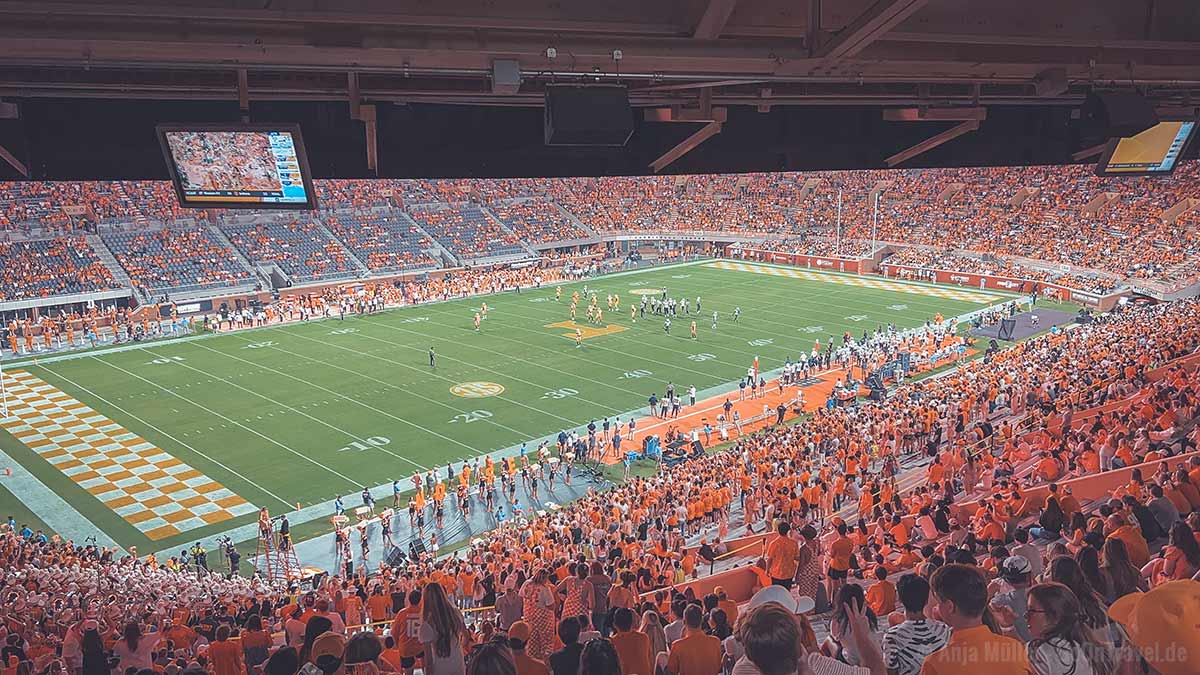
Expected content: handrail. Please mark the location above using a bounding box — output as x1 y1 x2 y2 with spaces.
343 604 498 634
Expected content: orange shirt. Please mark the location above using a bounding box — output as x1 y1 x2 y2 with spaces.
920 624 1031 675
367 595 391 622
514 652 551 675
765 534 800 580
611 630 653 675
389 605 423 657
666 631 722 675
865 579 897 616
828 535 854 572
207 640 245 675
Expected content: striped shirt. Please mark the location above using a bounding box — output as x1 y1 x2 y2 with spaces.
881 618 951 675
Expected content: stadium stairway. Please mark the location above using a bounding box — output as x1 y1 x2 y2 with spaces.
478 204 540 258
312 214 372 277
85 233 135 290
205 223 274 289
399 210 461 267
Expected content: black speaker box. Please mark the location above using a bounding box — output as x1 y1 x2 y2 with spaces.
409 539 428 558
384 546 407 567
1081 92 1159 139
545 85 634 147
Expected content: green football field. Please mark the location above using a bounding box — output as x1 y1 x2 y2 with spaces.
0 260 1006 554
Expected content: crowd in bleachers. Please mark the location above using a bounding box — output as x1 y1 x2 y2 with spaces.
489 200 587 243
760 236 875 259
221 218 358 282
5 295 1200 675
408 205 525 260
102 227 254 293
2 160 1199 302
0 237 118 300
322 212 438 273
882 248 1123 295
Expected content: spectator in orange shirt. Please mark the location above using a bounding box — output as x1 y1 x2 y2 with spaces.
866 567 897 617
666 606 722 675
207 625 245 675
764 522 800 588
609 608 652 675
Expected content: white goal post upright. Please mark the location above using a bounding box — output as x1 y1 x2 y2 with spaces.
0 355 8 420
835 189 843 257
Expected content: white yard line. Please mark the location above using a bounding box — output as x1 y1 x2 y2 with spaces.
89 355 365 486
275 326 587 428
37 364 295 510
216 332 542 440
139 346 430 472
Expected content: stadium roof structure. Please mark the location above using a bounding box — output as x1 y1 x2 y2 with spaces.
0 0 1198 107
0 0 1199 177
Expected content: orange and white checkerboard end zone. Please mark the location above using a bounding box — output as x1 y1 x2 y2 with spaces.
0 369 257 541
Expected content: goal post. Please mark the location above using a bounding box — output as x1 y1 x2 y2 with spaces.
0 356 8 419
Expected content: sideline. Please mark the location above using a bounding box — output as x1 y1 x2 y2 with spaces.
0 444 125 553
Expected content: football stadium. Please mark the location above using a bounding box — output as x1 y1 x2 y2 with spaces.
1 2 1200 675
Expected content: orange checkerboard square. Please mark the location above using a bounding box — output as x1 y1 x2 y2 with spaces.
1 369 257 541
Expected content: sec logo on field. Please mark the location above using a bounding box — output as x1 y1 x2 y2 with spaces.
450 382 505 398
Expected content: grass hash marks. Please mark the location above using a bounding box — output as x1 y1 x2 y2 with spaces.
0 262 993 551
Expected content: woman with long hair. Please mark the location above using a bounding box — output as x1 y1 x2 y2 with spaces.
557 563 594 624
299 616 333 666
519 569 556 661
1031 497 1066 541
1025 583 1113 675
824 583 878 666
241 613 273 671
421 582 468 675
1046 556 1109 631
112 622 158 673
639 610 668 664
79 623 107 675
1143 521 1200 586
1099 539 1146 604
1073 546 1110 602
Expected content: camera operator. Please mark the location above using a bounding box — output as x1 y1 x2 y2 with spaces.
189 541 208 575
218 537 240 578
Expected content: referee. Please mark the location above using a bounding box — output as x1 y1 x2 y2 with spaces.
429 347 436 368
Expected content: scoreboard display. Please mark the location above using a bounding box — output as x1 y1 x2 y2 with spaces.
1096 120 1196 176
157 124 317 209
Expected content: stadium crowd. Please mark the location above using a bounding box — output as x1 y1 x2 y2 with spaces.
220 218 358 282
102 227 255 294
322 212 438 273
4 296 1200 675
2 161 1199 301
881 249 1123 295
407 206 525 261
0 237 118 301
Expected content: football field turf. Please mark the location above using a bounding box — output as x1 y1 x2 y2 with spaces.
0 260 1007 553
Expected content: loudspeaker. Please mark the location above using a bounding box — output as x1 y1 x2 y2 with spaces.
691 440 704 454
384 546 407 567
998 318 1017 341
408 539 428 558
344 560 354 575
544 85 634 146
1081 92 1159 139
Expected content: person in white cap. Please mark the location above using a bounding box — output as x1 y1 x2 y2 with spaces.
729 585 884 675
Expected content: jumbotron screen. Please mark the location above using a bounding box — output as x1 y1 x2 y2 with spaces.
1095 120 1197 176
156 124 317 209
